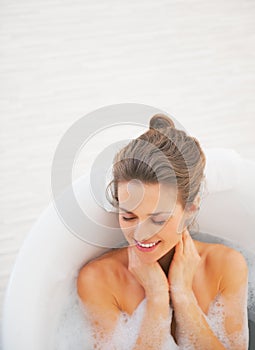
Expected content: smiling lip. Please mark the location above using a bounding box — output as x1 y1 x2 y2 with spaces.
135 239 161 252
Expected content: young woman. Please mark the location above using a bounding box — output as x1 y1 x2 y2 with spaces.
77 114 249 349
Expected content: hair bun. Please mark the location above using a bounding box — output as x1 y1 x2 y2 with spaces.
149 113 175 130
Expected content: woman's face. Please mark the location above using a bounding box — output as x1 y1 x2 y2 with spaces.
117 180 188 263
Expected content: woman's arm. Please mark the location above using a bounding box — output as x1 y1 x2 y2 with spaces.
211 249 249 349
169 232 249 350
127 245 174 349
77 258 178 350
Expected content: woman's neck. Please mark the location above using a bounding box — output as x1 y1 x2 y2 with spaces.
158 247 175 276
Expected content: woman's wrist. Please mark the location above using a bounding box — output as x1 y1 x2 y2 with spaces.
146 294 171 320
171 287 195 306
146 290 170 305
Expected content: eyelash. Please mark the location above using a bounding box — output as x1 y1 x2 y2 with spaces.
121 216 166 226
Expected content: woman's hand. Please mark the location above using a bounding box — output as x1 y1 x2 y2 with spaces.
168 229 201 297
128 246 170 301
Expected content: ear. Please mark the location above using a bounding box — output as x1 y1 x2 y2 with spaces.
176 195 201 234
187 194 201 214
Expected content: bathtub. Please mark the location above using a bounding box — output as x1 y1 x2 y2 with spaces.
2 148 255 350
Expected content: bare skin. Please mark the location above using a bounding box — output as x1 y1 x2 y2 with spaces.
77 181 248 349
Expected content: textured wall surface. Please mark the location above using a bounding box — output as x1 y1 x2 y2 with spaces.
1 0 255 339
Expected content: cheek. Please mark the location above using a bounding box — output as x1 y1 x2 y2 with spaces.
163 220 181 241
169 214 183 231
118 219 135 237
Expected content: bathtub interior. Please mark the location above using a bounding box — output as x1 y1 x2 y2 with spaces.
2 148 255 350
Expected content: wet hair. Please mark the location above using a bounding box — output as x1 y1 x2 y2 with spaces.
105 113 206 229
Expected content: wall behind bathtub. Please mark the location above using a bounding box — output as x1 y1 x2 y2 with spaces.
1 0 255 347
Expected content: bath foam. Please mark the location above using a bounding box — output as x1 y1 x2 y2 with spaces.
191 231 255 323
54 235 254 350
175 286 249 350
54 287 179 350
205 290 249 350
100 299 179 350
54 282 249 349
56 291 251 348
54 285 93 350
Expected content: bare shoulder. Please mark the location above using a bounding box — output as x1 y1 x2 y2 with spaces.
78 247 128 281
202 241 248 292
77 248 128 309
194 238 247 266
76 248 129 331
205 241 248 270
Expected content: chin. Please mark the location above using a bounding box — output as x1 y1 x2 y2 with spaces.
135 248 162 262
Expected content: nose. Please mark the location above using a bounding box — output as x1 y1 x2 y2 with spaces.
133 219 157 242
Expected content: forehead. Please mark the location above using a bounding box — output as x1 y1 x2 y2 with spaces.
117 180 179 213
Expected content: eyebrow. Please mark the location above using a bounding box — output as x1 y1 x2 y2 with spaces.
118 207 173 216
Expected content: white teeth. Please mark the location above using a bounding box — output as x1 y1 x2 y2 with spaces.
137 241 158 248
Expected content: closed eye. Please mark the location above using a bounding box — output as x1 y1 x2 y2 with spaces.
153 220 166 225
121 216 135 221
121 216 166 226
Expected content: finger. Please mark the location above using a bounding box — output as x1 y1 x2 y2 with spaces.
127 246 132 268
182 229 191 255
174 238 183 257
127 246 140 269
183 230 199 258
